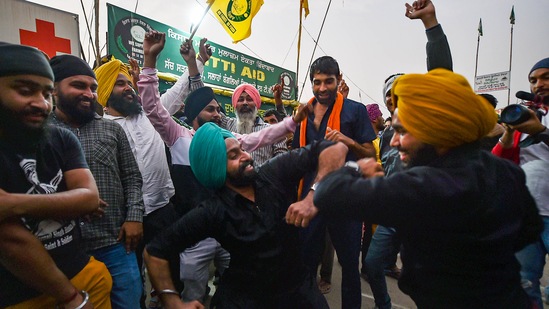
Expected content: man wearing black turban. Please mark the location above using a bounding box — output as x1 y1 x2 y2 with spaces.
0 42 111 308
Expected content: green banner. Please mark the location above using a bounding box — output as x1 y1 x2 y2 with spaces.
107 4 296 100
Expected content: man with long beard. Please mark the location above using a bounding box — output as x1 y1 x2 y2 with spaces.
0 42 112 309
144 122 348 308
312 68 542 308
48 54 145 309
222 84 288 166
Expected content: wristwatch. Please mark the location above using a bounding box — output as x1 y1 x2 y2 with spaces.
344 161 361 173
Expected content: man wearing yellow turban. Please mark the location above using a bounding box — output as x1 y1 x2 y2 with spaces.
310 68 542 308
93 57 133 108
391 68 497 152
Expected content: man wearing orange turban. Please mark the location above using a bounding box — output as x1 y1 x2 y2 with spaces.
311 68 542 308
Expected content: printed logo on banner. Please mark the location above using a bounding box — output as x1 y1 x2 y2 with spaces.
113 17 154 63
227 0 252 22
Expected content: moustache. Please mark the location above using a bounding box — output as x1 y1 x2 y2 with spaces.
77 95 95 104
239 160 254 172
123 89 137 99
239 106 254 113
22 106 49 118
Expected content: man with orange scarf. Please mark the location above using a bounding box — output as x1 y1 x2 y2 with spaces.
311 68 542 308
291 55 376 309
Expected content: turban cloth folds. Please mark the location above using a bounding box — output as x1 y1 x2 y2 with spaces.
190 122 236 190
366 104 383 122
185 87 217 124
529 57 549 77
50 54 96 82
0 42 53 80
93 58 132 107
391 68 497 148
232 84 261 109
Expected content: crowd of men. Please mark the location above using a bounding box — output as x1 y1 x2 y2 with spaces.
0 0 548 309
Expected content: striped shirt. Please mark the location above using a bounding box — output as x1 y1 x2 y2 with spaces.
49 112 144 251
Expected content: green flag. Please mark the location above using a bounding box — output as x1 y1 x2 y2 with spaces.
510 6 515 24
478 18 483 36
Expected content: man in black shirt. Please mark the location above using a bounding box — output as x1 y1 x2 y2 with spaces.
145 122 348 308
0 42 111 308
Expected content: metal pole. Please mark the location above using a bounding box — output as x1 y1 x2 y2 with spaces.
508 23 514 106
296 1 304 101
474 34 480 81
94 0 100 67
188 1 214 41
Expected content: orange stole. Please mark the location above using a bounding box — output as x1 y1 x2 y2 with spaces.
297 92 344 198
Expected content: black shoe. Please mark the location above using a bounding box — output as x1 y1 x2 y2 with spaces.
384 265 401 279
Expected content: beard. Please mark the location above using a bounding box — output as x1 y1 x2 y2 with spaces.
226 160 258 187
313 88 338 106
55 91 96 124
402 143 439 168
196 114 221 127
235 107 257 134
107 90 142 117
375 119 386 132
0 98 48 152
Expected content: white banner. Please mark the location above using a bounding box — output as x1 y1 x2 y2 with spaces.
474 71 510 93
0 0 80 58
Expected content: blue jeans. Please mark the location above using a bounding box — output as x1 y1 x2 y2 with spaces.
515 216 549 309
364 225 400 309
301 215 362 309
90 243 142 309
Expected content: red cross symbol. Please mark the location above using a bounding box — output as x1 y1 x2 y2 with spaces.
19 19 71 58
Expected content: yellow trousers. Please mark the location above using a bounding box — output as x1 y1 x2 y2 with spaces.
7 256 112 309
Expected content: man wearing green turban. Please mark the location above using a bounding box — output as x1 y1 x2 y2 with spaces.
144 121 349 308
311 68 542 308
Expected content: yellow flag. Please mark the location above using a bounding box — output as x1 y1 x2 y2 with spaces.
206 0 264 43
301 0 310 18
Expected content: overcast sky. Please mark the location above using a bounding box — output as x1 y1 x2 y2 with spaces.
29 0 549 117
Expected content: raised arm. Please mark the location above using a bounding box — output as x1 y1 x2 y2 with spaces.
140 31 193 147
161 38 211 115
405 0 453 71
272 83 288 116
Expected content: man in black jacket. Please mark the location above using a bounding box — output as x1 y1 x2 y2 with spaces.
313 68 542 308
